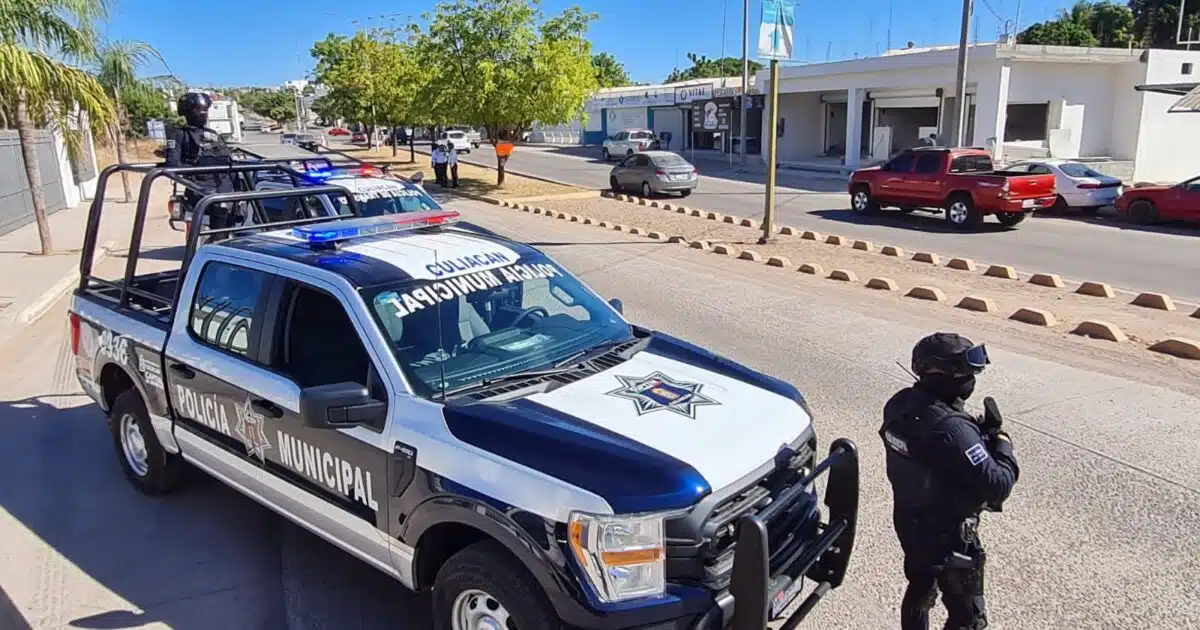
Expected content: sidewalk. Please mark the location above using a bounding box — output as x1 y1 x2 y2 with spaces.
0 178 175 347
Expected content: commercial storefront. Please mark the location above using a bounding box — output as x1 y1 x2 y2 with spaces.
677 84 764 154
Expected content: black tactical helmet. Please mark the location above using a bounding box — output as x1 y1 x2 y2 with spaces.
177 92 213 127
911 332 990 378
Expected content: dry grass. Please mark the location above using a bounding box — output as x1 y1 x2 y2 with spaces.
95 137 162 170
341 145 581 199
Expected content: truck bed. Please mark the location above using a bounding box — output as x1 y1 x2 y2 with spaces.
81 269 181 326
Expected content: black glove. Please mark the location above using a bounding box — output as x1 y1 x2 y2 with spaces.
978 396 1003 438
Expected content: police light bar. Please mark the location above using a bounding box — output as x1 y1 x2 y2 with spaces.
291 210 460 244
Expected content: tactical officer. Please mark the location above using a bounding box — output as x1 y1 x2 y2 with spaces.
880 332 1020 630
165 92 239 230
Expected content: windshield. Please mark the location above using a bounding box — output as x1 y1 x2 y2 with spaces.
332 182 443 216
1059 163 1105 178
366 254 631 397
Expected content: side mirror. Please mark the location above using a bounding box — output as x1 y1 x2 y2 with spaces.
409 171 425 184
299 382 387 430
608 298 624 314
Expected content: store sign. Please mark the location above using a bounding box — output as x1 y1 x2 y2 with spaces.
713 86 740 98
591 89 675 109
691 101 731 131
675 84 714 104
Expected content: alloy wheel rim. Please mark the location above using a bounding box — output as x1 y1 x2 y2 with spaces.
949 202 969 223
451 589 512 630
852 192 868 211
119 413 150 477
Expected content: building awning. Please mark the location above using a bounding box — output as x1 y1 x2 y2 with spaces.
1135 82 1200 112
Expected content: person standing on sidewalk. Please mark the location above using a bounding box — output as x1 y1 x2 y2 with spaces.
431 142 450 188
447 144 460 188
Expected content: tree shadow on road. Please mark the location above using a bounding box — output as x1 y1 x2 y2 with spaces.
1030 209 1200 238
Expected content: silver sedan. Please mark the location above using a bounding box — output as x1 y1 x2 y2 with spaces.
609 151 698 198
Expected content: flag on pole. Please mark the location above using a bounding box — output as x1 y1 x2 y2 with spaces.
758 0 795 60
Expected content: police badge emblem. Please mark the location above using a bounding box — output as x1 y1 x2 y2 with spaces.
605 371 719 419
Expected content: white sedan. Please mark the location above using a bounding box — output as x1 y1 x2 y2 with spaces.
1006 159 1123 215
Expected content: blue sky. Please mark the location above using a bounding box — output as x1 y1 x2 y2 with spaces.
103 0 1076 87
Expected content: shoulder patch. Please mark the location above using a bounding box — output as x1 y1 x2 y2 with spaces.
964 442 989 466
166 139 176 149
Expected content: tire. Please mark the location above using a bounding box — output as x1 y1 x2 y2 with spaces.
1127 199 1159 224
679 189 692 198
432 541 560 630
1049 195 1068 213
641 181 653 198
109 389 184 495
996 212 1027 227
601 148 610 161
609 176 620 192
1079 206 1101 217
850 186 879 215
944 194 983 230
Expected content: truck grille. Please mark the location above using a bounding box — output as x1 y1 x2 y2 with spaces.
666 439 818 591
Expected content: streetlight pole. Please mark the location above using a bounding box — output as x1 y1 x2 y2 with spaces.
739 0 749 168
760 58 779 244
951 0 974 147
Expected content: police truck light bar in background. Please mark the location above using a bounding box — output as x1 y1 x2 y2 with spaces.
291 211 460 244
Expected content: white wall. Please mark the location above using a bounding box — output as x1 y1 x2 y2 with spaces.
770 92 825 162
1133 49 1200 182
606 107 648 133
1109 61 1146 160
1006 61 1117 158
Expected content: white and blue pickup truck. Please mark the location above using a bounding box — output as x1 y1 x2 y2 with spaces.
69 160 860 630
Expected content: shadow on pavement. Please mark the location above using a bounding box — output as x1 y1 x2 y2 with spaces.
0 585 32 630
1032 209 1200 237
0 392 287 630
810 208 1017 234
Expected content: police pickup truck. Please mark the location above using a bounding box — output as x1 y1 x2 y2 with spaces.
71 161 860 630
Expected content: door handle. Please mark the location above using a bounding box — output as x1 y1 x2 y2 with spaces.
169 363 195 379
250 399 284 419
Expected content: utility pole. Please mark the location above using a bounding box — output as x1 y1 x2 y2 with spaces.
951 0 974 147
739 0 749 167
761 58 780 244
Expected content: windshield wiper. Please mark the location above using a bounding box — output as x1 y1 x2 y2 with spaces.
552 338 635 368
440 365 581 398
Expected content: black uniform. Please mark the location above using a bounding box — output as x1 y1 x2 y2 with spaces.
165 92 240 230
880 333 1020 630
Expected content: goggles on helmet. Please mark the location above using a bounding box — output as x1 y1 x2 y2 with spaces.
962 343 990 373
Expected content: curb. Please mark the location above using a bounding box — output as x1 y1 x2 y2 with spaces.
15 241 117 326
485 196 1200 363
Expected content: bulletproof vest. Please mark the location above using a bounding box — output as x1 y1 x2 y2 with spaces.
880 388 984 523
190 127 233 167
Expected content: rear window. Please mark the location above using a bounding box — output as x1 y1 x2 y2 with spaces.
948 154 994 173
1058 163 1104 178
652 153 690 167
631 131 656 140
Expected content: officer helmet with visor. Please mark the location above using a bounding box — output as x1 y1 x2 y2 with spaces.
911 332 990 379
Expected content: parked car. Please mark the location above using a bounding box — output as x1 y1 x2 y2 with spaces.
1005 159 1122 215
327 127 351 136
848 147 1058 229
610 151 697 198
438 130 472 153
295 133 326 151
1114 175 1200 224
602 129 660 161
351 131 367 143
280 133 297 146
447 125 482 148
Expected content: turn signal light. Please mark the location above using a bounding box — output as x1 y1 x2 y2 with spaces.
69 312 81 356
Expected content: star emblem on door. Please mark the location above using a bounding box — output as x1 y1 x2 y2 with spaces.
235 397 272 463
605 371 720 419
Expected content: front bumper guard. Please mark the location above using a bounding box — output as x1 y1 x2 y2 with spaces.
725 438 860 630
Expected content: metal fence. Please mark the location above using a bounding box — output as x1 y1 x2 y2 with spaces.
0 130 68 238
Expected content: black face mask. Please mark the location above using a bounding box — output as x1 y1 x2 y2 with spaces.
186 109 208 127
919 374 976 402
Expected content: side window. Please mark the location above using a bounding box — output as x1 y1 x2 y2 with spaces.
260 194 301 222
189 262 269 359
274 283 387 418
1027 165 1053 175
1004 163 1031 173
914 154 941 174
888 153 916 172
635 155 651 167
949 155 994 173
616 132 628 141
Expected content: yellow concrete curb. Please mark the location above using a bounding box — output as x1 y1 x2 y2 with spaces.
779 226 800 235
866 277 899 291
956 296 997 313
825 235 846 245
984 264 1019 280
912 252 940 265
647 231 668 241
556 212 571 220
852 240 873 251
629 227 646 235
881 245 904 257
829 269 858 282
690 209 704 217
689 240 711 250
583 217 597 225
801 231 822 241
649 200 660 208
798 263 824 275
668 235 688 243
1193 307 1200 319
723 215 740 224
906 286 947 302
1028 273 1064 288
1148 338 1200 360
1076 281 1115 298
706 211 723 221
1071 320 1127 342
1009 307 1057 327
662 203 675 211
740 218 759 228
1131 292 1175 311
738 250 763 262
712 244 737 256
676 206 691 214
947 258 976 271
766 256 790 267
638 198 649 205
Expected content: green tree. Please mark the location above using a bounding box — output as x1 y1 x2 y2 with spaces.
369 28 427 159
664 53 762 83
1129 0 1200 48
0 0 115 255
1018 1 1138 47
413 0 598 184
592 52 631 88
1087 1 1136 47
94 39 172 201
120 84 172 138
1017 17 1101 46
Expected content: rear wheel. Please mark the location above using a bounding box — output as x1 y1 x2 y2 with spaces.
850 186 879 215
609 176 620 192
944 195 983 230
110 389 184 495
679 189 692 198
1050 195 1068 213
432 541 560 630
996 212 1027 227
1127 199 1159 224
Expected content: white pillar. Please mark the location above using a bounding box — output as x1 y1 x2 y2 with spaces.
844 87 865 169
971 61 1011 162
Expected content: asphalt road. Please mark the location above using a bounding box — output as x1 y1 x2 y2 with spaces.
3 198 1195 629
470 144 1200 303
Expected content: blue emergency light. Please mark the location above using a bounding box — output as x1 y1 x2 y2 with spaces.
291 210 460 244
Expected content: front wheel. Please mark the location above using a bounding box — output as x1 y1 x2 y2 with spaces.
601 148 610 161
641 181 653 198
850 186 879 215
110 389 184 495
944 195 983 230
432 541 560 630
996 212 1027 227
1127 199 1159 224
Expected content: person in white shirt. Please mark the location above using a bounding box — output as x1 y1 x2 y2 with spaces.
431 143 450 187
446 144 459 188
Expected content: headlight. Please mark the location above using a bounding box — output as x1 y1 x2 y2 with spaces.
568 511 669 603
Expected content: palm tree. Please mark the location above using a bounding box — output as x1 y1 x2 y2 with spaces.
94 39 171 202
0 0 115 255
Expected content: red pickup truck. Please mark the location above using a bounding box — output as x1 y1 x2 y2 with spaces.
848 147 1057 230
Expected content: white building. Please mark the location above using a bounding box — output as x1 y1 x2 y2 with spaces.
760 42 1200 183
282 79 310 93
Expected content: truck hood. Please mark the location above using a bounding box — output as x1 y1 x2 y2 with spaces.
442 333 813 514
